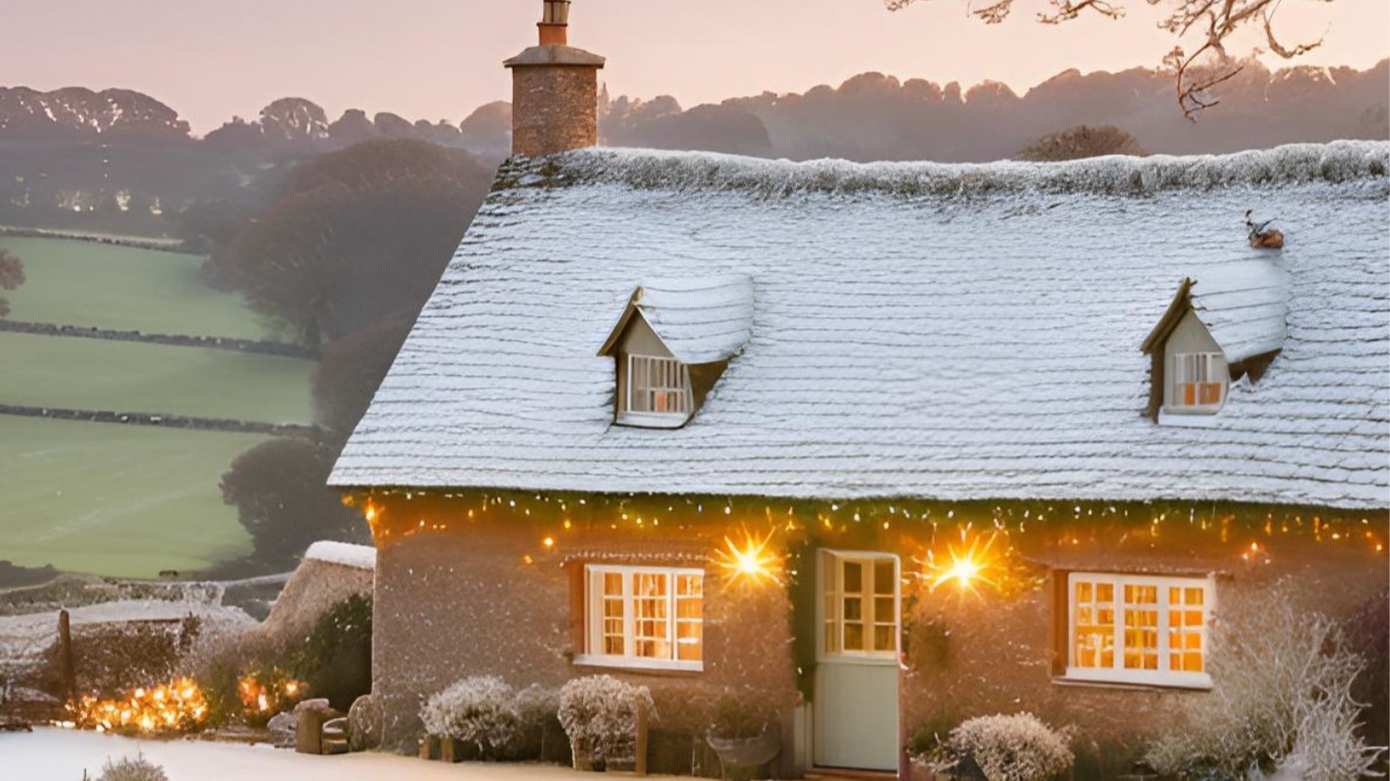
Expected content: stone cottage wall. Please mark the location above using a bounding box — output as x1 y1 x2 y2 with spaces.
369 508 799 763
901 530 1386 777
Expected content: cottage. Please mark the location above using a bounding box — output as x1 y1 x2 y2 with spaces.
329 3 1389 776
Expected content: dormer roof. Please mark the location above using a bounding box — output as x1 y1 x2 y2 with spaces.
1141 261 1291 364
598 276 754 364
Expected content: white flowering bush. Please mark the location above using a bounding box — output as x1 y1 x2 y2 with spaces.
1144 581 1384 781
557 675 655 765
96 754 168 781
419 675 522 757
925 713 1073 781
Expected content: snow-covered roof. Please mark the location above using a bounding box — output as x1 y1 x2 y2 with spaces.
1188 261 1292 363
598 275 755 364
330 141 1390 509
304 540 376 570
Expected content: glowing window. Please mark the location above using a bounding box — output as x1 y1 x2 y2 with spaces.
1065 572 1213 688
626 355 692 416
1168 352 1226 413
819 551 899 660
580 565 703 671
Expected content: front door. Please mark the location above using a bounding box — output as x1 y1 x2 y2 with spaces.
813 550 900 771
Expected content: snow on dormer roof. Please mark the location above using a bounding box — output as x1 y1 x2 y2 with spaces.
598 275 754 364
1141 260 1292 364
1189 261 1292 363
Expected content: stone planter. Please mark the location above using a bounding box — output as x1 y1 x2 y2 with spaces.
706 730 781 780
440 738 471 763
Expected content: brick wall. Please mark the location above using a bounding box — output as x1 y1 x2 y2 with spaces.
511 66 598 157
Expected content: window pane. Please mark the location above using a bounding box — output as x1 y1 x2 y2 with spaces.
844 622 864 651
874 625 896 652
843 561 863 592
874 560 894 594
844 596 862 621
1166 583 1206 674
676 620 702 661
1123 584 1160 671
633 572 670 659
1073 579 1115 669
874 597 894 623
600 572 625 656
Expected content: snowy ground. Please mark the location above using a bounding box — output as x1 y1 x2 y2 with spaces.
5 727 605 780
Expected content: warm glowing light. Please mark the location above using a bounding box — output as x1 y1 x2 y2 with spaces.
68 678 208 735
542 536 555 548
923 530 1003 594
712 529 780 584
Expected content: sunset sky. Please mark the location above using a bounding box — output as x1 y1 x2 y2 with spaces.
6 0 1387 134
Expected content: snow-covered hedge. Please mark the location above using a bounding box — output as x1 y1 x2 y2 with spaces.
557 675 655 764
924 713 1073 781
419 675 522 757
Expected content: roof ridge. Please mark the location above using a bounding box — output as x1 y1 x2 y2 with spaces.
499 140 1390 199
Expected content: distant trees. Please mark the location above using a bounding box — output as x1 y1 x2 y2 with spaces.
220 438 368 570
0 249 25 318
206 139 491 347
1018 125 1145 161
884 0 1335 119
311 315 415 438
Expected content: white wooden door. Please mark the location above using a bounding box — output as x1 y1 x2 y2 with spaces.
813 550 900 771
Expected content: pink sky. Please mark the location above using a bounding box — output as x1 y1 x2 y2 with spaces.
6 0 1387 134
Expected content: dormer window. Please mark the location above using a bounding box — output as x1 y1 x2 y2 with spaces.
598 276 754 430
627 354 693 418
1168 352 1227 413
1139 262 1289 422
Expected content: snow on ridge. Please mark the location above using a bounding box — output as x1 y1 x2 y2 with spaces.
304 541 376 570
508 140 1390 199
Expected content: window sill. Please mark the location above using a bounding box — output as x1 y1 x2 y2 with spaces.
614 412 690 429
1054 672 1212 692
572 654 703 675
1157 409 1223 428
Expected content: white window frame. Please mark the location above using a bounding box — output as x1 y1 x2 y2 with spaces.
1167 351 1227 414
623 354 693 425
576 564 704 672
816 550 900 666
1064 571 1214 689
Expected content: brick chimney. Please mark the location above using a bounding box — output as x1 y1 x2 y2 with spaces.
504 1 605 157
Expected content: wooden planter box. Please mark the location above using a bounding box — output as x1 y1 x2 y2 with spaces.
419 735 441 760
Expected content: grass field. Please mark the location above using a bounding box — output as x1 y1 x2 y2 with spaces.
0 332 314 423
0 236 282 340
0 416 261 578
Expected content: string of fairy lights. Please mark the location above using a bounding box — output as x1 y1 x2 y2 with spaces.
344 488 1387 596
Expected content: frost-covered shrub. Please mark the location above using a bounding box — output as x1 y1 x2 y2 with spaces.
419 675 522 757
514 683 561 760
925 713 1073 781
557 675 655 765
96 754 168 781
1144 581 1384 781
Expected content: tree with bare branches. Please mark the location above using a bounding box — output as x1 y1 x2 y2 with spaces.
884 0 1332 120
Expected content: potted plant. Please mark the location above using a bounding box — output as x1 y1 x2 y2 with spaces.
922 713 1073 781
705 695 781 781
558 675 654 772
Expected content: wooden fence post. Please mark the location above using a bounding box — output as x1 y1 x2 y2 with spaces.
635 704 649 776
57 609 76 704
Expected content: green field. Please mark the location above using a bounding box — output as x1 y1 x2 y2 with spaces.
0 235 317 578
0 236 281 340
0 332 314 423
0 416 261 577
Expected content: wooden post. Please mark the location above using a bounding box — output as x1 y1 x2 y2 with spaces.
57 609 76 704
635 705 649 776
